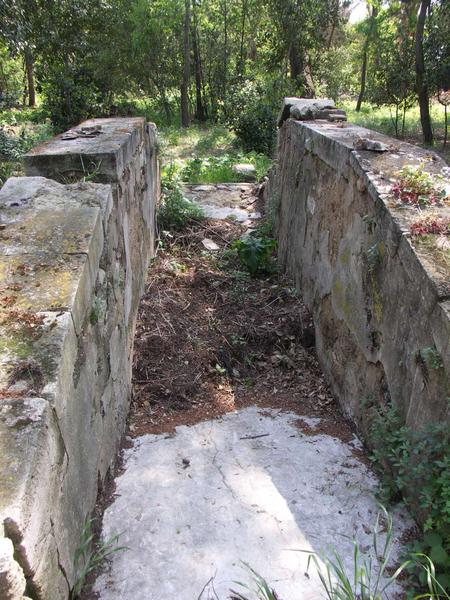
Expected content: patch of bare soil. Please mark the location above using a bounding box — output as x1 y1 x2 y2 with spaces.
129 213 357 445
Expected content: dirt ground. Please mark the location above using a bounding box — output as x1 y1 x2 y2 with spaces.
130 201 355 444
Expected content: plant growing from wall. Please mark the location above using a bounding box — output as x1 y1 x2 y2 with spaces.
410 216 450 236
391 165 448 208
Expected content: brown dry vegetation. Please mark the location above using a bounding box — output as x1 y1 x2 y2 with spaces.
129 215 354 441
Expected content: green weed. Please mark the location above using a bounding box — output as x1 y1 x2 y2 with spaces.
230 563 281 600
230 235 277 275
71 518 128 599
230 510 450 600
343 102 446 143
368 403 450 590
419 347 444 371
180 153 271 184
158 176 205 231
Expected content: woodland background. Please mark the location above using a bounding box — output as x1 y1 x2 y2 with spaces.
0 0 448 157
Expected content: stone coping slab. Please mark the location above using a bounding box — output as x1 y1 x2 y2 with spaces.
24 117 147 182
0 178 111 393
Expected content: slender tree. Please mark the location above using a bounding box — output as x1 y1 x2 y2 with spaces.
192 0 207 121
415 0 433 144
181 0 191 127
356 2 378 112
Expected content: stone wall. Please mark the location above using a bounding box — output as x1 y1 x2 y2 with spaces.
0 118 159 599
269 100 449 432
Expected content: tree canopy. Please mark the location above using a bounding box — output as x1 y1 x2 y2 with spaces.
0 0 448 145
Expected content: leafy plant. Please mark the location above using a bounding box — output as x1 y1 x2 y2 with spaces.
232 103 277 156
230 235 276 275
391 165 448 207
158 179 205 231
303 506 409 600
368 402 450 590
227 513 450 600
418 347 444 371
71 518 128 599
366 243 381 273
410 216 450 236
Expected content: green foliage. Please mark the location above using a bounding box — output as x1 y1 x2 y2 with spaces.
231 562 280 600
368 402 450 590
0 110 53 188
158 171 205 231
419 347 444 371
344 102 447 143
230 235 276 275
180 153 271 184
230 513 450 600
71 518 127 599
225 80 279 155
303 507 410 600
366 243 381 274
0 161 19 187
232 102 277 156
0 42 23 108
392 165 448 207
41 65 101 131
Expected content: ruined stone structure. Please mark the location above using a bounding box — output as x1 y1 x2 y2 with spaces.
0 118 159 599
269 98 449 432
1 101 449 600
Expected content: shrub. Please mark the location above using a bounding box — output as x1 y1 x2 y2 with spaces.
368 402 450 590
232 103 277 156
41 65 102 131
230 235 277 275
158 170 205 231
224 80 279 156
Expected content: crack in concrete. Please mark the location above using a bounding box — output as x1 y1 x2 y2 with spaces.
208 429 291 540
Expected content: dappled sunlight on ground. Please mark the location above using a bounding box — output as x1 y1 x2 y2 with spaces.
94 408 414 600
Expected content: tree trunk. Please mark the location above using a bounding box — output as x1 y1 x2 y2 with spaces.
415 0 433 144
288 42 302 84
238 0 248 77
222 0 228 102
445 104 448 147
192 1 206 122
181 0 191 127
24 48 36 107
356 4 378 112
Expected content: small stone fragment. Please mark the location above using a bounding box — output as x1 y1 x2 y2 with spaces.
354 137 389 152
201 238 220 251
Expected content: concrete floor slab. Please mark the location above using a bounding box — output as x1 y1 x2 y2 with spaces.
94 407 413 600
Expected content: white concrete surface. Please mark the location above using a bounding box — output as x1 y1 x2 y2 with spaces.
94 407 413 600
182 183 256 222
